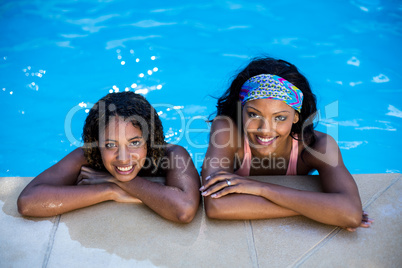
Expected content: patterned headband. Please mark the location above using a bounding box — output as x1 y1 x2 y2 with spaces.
239 74 303 112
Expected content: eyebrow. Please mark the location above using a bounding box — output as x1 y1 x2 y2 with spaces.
246 106 262 113
104 136 142 142
246 106 291 115
273 111 291 115
128 136 143 141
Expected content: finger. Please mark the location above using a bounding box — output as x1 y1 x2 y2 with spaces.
206 170 231 180
201 180 234 197
360 221 372 228
362 215 374 223
201 174 234 190
77 179 89 185
201 174 239 191
362 213 374 224
209 184 238 199
203 172 229 185
81 166 92 172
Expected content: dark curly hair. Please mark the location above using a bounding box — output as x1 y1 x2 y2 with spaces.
215 56 318 149
82 91 166 172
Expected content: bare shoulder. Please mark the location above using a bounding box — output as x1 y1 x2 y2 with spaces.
165 144 190 157
163 144 200 187
302 131 342 169
26 148 88 187
59 147 88 168
209 116 241 149
211 116 239 132
70 147 87 160
312 131 338 151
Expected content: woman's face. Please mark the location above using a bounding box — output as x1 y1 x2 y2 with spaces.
242 98 299 157
99 116 147 182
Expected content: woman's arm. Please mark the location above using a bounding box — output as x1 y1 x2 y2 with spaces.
17 148 131 217
202 132 367 229
103 145 201 223
201 117 299 220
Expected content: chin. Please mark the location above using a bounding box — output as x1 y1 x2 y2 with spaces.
107 168 138 182
115 174 137 182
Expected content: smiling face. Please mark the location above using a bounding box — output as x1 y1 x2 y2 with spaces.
98 116 147 182
242 98 299 157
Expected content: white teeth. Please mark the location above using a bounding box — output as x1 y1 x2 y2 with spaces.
116 166 133 172
257 136 275 142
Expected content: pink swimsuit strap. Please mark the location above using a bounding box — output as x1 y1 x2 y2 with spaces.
234 134 298 176
286 134 298 176
234 135 252 177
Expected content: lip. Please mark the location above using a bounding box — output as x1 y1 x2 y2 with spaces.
255 135 277 145
114 165 135 175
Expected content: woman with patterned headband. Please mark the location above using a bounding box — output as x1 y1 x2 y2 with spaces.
200 57 372 231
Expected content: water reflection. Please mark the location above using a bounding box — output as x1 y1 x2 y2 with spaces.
2 0 401 176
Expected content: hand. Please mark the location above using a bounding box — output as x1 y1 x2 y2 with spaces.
111 184 142 203
76 166 115 185
200 170 263 198
344 211 374 232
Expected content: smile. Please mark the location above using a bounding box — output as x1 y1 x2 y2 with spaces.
256 135 277 145
115 165 134 174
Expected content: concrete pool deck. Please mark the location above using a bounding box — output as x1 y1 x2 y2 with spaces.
0 174 401 267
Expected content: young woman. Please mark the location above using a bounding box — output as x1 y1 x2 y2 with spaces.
200 57 372 231
18 92 200 223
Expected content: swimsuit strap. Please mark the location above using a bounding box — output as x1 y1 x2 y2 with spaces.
286 134 299 175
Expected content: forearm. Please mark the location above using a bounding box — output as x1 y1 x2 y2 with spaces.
117 176 199 223
205 194 299 220
17 184 114 217
260 183 362 227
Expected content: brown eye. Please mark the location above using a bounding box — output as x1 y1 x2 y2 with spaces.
105 143 116 148
129 140 142 147
275 116 287 121
248 112 259 118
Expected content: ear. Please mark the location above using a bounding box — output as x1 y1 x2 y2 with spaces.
293 112 299 124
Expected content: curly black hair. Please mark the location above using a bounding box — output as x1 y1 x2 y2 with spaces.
215 56 318 148
82 91 166 172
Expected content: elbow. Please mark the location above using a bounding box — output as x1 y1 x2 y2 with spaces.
344 209 363 229
177 211 194 224
204 198 223 220
341 202 363 229
175 200 198 224
17 195 32 216
17 190 48 217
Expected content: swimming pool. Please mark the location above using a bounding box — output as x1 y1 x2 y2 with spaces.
1 0 401 176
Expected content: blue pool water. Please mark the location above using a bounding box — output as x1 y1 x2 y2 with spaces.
1 0 401 176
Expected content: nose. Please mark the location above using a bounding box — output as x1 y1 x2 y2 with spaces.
257 118 272 133
116 146 130 162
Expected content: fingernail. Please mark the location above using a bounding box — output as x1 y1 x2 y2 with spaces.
199 186 204 191
205 176 210 180
201 191 207 196
211 194 217 198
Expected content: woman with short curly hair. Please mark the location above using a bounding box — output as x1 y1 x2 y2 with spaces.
18 92 200 223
